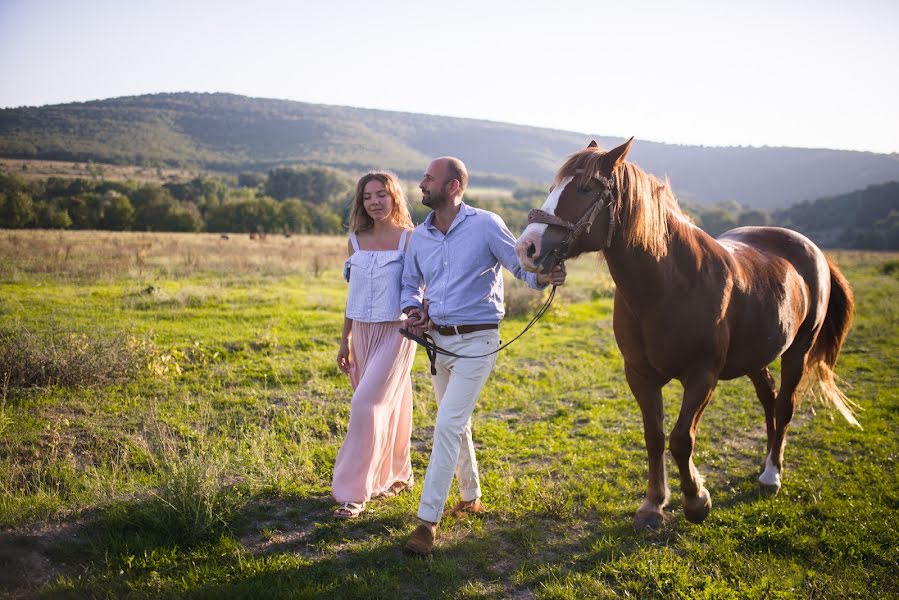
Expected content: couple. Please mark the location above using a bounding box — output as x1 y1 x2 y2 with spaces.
332 157 566 555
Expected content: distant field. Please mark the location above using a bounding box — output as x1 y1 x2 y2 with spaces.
0 231 896 598
0 158 208 184
466 186 516 200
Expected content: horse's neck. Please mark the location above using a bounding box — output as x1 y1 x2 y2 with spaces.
603 220 698 313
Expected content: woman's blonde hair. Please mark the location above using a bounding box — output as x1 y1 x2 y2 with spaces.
348 171 414 233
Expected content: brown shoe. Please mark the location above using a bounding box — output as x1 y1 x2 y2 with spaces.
444 498 486 519
404 522 437 555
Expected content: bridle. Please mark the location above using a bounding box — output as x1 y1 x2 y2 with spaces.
526 170 618 268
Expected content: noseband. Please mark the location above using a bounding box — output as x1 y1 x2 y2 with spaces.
527 171 618 264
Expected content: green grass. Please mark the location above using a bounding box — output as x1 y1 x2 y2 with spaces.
0 232 897 598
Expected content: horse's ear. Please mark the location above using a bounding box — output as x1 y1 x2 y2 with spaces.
587 140 599 148
607 137 634 169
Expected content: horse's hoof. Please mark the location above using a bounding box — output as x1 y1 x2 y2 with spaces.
758 481 781 497
683 489 712 524
634 509 664 530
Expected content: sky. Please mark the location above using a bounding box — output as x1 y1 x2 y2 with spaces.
1 0 898 154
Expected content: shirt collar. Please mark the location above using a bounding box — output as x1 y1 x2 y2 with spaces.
423 202 475 235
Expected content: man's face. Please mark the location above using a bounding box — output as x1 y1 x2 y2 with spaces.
420 160 451 209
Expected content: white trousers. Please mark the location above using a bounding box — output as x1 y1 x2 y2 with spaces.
417 328 500 524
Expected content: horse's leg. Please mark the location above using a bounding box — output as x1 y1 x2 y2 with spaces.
625 364 669 529
759 347 807 495
748 368 777 463
669 371 716 523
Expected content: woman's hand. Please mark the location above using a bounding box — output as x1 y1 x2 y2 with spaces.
337 339 351 373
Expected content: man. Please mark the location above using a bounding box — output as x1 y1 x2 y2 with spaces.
400 156 566 554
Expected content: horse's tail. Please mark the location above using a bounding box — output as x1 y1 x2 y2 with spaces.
805 256 860 427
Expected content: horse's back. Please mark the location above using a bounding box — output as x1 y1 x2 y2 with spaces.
718 226 822 261
716 226 829 291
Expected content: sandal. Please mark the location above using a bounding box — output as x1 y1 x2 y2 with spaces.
332 501 365 518
373 478 413 500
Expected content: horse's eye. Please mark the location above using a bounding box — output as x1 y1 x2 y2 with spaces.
577 185 592 194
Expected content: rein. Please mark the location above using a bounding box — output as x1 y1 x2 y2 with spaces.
527 172 618 266
399 285 558 375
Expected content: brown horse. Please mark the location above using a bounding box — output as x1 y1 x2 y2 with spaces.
515 139 857 528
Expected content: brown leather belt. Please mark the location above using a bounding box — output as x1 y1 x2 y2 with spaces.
431 323 498 336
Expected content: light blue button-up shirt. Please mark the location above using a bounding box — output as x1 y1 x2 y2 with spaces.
400 203 545 325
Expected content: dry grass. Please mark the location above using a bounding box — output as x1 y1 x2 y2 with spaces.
0 324 155 391
0 230 346 280
0 158 202 184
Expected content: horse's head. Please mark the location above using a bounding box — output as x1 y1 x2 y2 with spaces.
516 138 633 273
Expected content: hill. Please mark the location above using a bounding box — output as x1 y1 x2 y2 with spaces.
774 180 899 249
2 92 899 209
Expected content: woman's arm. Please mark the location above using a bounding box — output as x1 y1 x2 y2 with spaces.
337 237 355 373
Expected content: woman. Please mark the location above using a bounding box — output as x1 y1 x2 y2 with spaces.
332 171 417 518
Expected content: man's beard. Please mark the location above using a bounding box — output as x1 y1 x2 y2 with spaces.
422 186 449 209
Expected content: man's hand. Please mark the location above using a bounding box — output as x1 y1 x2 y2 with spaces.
536 263 567 287
402 307 430 335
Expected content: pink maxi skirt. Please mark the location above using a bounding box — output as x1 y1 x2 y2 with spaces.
332 320 416 503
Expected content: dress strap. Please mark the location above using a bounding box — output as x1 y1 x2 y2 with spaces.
349 232 360 252
397 229 409 251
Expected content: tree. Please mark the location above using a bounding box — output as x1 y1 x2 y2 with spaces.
281 199 312 233
264 166 353 206
697 205 738 237
238 172 266 189
99 192 136 230
310 204 343 234
737 209 771 227
165 203 203 232
58 195 102 229
0 191 35 228
133 186 182 231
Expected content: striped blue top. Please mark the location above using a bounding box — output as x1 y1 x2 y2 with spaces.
344 230 409 323
400 204 544 326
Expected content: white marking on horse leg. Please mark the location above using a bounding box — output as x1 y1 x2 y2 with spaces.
759 452 781 488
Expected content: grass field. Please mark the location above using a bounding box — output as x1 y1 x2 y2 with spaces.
0 230 897 599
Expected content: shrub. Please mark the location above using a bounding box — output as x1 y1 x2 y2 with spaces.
0 324 154 391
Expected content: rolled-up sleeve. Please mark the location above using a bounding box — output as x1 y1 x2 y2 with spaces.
401 233 425 309
488 214 546 290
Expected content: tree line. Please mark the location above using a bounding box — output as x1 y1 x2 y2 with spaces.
1 164 896 249
0 166 357 234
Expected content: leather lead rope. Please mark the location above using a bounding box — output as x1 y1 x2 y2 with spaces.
399 284 558 375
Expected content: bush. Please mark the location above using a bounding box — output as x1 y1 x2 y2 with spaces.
0 324 153 390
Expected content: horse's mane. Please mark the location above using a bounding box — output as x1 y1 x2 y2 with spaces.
555 147 691 259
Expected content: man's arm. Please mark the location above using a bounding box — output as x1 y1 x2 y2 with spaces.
400 232 425 310
488 214 567 289
400 232 428 332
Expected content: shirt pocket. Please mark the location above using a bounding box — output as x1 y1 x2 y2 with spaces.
376 252 404 273
345 253 374 282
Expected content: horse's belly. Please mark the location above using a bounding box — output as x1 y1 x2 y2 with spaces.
719 325 793 379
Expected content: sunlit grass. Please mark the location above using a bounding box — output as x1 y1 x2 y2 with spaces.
0 231 896 598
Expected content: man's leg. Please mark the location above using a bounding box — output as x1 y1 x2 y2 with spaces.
414 330 499 527
430 349 482 506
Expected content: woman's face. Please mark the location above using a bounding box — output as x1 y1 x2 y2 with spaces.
362 179 394 223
